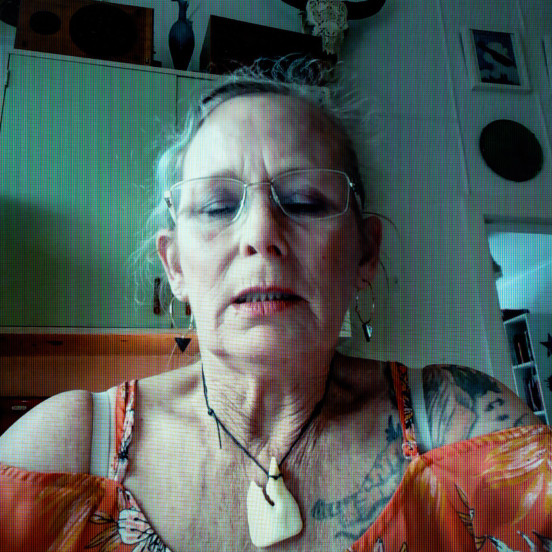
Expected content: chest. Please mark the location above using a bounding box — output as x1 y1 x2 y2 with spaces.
123 412 409 552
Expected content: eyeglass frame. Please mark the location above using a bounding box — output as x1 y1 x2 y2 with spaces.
163 168 363 225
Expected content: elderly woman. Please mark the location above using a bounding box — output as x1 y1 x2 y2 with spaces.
0 65 550 552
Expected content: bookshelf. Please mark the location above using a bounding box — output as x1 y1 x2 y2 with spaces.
504 313 551 424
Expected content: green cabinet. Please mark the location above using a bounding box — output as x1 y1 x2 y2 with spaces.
0 52 212 328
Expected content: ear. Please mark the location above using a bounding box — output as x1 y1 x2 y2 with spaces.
156 229 188 302
355 215 382 289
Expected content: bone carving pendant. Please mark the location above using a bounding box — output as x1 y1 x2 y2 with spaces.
246 457 303 548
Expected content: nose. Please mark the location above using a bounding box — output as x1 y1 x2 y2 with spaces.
237 183 288 258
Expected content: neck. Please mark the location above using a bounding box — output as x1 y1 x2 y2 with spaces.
200 351 334 485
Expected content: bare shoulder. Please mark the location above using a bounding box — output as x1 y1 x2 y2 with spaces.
137 361 202 402
421 364 543 448
129 362 204 431
0 389 93 473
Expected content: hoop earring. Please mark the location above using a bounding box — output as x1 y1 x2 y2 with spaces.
169 296 193 329
355 283 375 342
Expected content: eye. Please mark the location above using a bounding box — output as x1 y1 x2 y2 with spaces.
275 170 344 217
191 178 243 218
279 194 330 215
278 185 341 217
199 200 241 218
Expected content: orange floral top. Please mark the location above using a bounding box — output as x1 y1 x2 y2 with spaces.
1 364 551 552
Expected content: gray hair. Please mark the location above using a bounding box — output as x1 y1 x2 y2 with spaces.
127 58 378 311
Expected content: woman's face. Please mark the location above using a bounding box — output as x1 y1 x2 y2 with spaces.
157 94 380 363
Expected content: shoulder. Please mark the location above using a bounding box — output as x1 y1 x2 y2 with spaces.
138 361 203 403
420 364 543 448
0 389 94 474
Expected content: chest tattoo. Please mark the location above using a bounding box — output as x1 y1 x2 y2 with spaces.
311 415 407 542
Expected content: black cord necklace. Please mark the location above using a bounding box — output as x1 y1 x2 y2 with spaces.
201 361 333 480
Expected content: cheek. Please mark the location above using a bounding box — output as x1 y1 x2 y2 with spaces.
176 228 220 299
309 225 359 297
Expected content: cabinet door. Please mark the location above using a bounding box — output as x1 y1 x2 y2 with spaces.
0 53 176 327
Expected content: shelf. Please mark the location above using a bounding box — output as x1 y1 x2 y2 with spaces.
10 48 219 81
0 331 200 396
505 312 550 425
504 315 535 366
513 361 536 370
504 313 529 326
0 331 199 356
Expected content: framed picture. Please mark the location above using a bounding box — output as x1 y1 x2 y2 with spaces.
461 28 530 91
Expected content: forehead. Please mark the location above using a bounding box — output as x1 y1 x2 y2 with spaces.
181 94 345 176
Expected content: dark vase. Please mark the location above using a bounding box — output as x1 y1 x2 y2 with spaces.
169 0 195 70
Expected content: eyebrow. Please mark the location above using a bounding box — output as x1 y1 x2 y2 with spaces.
198 164 320 182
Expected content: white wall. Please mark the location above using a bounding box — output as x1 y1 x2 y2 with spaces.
1 0 551 390
335 0 551 393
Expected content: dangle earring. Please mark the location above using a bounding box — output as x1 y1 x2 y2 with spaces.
168 296 195 359
355 283 375 342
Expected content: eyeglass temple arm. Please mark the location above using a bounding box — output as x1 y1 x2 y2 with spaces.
350 181 363 211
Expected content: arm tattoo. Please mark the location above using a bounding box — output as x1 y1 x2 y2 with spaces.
423 365 506 446
445 365 501 401
422 366 470 446
513 412 542 427
311 416 407 541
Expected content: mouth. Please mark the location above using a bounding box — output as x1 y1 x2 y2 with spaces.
232 287 301 305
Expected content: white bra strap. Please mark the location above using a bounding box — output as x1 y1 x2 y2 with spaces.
408 367 433 453
90 391 112 477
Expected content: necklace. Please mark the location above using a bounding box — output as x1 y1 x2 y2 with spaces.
201 363 332 548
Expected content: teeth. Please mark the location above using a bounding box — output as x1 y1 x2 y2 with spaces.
239 292 293 303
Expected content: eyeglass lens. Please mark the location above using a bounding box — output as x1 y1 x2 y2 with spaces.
171 170 350 225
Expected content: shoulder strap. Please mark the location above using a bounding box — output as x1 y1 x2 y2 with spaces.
108 380 137 483
89 390 112 477
389 362 420 459
407 366 433 453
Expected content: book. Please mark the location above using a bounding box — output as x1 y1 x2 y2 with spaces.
524 375 536 411
523 331 534 361
513 332 531 364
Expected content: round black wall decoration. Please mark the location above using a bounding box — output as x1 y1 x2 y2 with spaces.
69 3 137 57
479 119 543 182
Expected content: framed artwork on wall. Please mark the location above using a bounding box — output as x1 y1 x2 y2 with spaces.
461 27 531 92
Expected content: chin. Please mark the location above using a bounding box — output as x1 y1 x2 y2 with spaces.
227 325 329 364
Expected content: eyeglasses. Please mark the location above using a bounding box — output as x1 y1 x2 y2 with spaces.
164 169 361 231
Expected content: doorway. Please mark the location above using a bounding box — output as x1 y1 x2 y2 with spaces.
487 223 552 425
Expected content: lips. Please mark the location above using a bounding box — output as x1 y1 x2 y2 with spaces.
232 286 300 304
